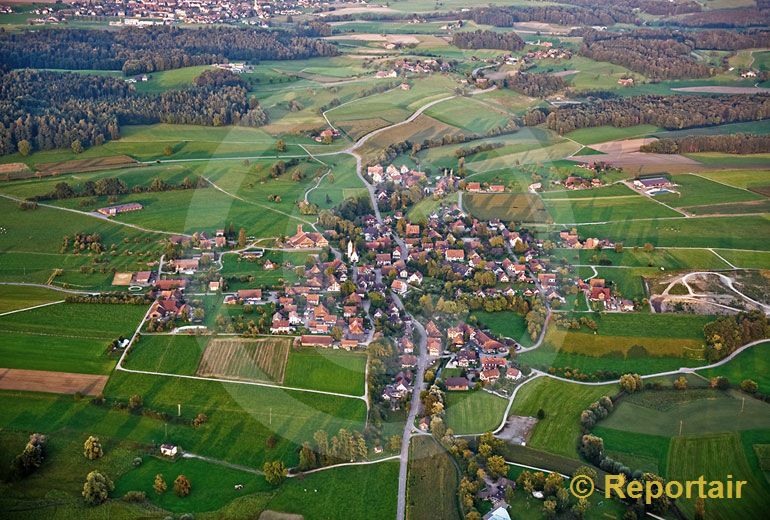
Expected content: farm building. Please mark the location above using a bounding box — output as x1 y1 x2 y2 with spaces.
300 335 334 348
97 202 143 216
160 444 178 457
446 377 470 391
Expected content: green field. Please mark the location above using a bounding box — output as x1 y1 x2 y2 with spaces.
133 65 214 94
551 246 730 270
472 311 533 348
507 377 616 458
424 96 511 134
0 285 64 313
565 124 662 146
283 348 367 396
123 335 205 375
406 437 461 520
593 426 671 475
544 193 681 224
658 174 764 209
701 340 770 394
464 192 551 223
0 303 146 374
577 215 770 251
444 390 508 435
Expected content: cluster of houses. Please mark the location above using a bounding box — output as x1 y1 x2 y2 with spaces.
442 323 523 390
465 182 505 193
553 175 603 190
367 164 427 188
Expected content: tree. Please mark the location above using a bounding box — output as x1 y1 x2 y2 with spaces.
192 413 208 427
82 470 114 505
128 394 143 410
619 373 643 393
83 436 104 460
71 139 84 154
164 145 173 156
486 455 507 479
740 379 758 394
298 442 318 471
263 460 287 485
276 139 287 152
174 474 191 497
153 474 167 494
17 139 31 156
238 227 247 248
322 133 333 145
673 376 688 390
710 376 730 390
694 497 706 520
10 433 47 478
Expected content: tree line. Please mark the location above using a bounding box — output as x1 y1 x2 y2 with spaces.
640 134 770 154
663 6 770 28
461 5 637 27
34 175 208 202
0 26 339 75
451 30 524 52
0 69 268 156
577 29 712 80
504 72 566 98
539 94 770 134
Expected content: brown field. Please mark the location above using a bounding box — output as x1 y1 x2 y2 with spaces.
197 337 291 383
0 162 31 181
749 185 770 197
358 115 463 162
112 272 133 286
464 192 551 223
337 117 393 141
545 328 704 359
0 368 108 395
35 155 138 176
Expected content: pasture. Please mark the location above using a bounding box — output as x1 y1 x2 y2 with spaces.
424 96 512 134
197 337 291 383
283 348 367 396
658 174 764 209
0 285 63 313
464 192 551 223
565 125 662 146
713 249 770 269
593 427 670 475
443 390 508 435
472 311 533 348
133 65 214 94
407 437 461 520
123 334 205 375
0 302 146 375
550 247 731 270
507 377 616 459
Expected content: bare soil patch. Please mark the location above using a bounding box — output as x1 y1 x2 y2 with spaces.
112 272 133 286
0 368 108 395
0 163 31 181
496 415 538 444
259 511 304 520
35 155 138 176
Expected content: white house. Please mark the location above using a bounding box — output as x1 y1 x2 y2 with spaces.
160 444 178 457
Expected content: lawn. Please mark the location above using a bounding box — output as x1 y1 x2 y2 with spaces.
701 340 770 394
668 432 770 520
444 390 508 435
406 437 461 520
0 285 64 313
507 377 616 459
543 194 681 224
283 348 367 396
0 303 147 374
472 311 533 347
577 215 770 251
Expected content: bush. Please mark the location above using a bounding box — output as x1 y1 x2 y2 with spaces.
122 490 146 502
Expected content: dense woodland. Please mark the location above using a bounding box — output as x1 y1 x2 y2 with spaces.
450 30 524 52
690 29 770 50
541 94 770 134
461 5 636 27
578 29 711 80
0 26 339 75
667 7 770 28
0 70 267 155
503 72 565 98
640 134 770 154
566 0 701 16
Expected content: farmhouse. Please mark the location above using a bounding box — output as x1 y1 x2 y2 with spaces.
160 444 178 457
97 202 143 216
171 258 200 274
446 377 470 391
301 335 334 348
237 289 263 303
148 299 189 322
286 225 328 249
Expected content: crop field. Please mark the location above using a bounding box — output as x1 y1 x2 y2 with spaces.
0 302 146 375
540 183 636 199
464 192 551 223
577 214 770 251
543 193 681 224
507 377 616 458
701 340 770 393
407 437 461 520
197 337 292 383
668 433 770 520
123 334 205 375
466 140 580 172
685 152 770 170
658 174 764 209
424 96 511 134
444 390 508 435
283 348 367 396
601 389 770 437
565 124 662 146
34 155 138 176
356 114 464 163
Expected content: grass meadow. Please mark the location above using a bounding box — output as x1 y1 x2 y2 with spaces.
701 340 770 393
543 193 681 224
444 390 508 435
0 285 64 313
407 437 461 520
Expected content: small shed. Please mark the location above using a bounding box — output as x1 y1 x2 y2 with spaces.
160 444 178 457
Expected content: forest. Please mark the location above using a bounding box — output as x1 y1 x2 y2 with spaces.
503 73 565 98
639 134 770 154
0 26 339 75
0 70 268 156
577 29 712 80
541 94 770 134
461 5 636 27
665 6 770 28
450 30 524 52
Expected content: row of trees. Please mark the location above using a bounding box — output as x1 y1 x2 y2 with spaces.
297 428 368 471
35 175 206 202
640 133 770 154
541 94 770 134
0 26 339 74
